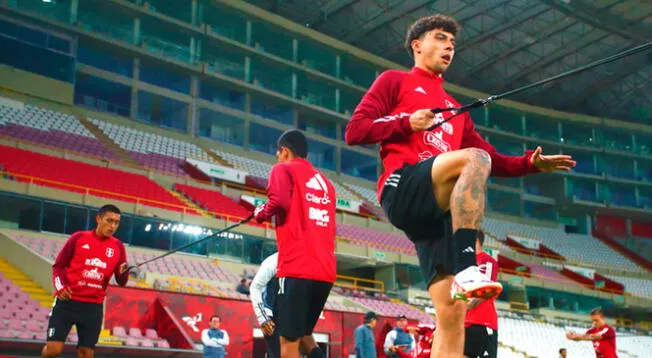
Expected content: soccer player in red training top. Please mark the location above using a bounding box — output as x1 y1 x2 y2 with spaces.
254 129 335 358
566 308 618 358
464 232 499 358
42 204 129 358
345 14 575 357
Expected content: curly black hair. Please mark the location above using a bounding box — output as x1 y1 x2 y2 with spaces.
404 14 461 59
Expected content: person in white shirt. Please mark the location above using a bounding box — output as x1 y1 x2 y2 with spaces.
250 253 326 358
201 315 229 358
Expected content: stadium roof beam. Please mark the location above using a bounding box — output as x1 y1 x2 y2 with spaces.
498 30 609 92
309 0 359 28
541 0 652 42
341 0 435 44
459 17 577 82
380 0 512 57
553 56 650 109
603 69 652 115
455 5 549 53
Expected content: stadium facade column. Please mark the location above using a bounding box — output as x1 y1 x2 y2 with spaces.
243 92 251 150
291 39 298 99
191 0 198 26
69 0 78 24
130 58 140 121
189 75 199 136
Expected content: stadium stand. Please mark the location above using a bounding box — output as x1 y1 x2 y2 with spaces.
173 183 255 222
348 296 434 324
212 148 271 180
603 275 652 299
211 148 361 201
0 145 194 213
337 223 415 255
343 181 378 204
483 217 643 271
0 101 118 160
499 315 597 357
89 118 213 176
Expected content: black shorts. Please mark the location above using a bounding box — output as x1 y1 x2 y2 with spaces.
380 157 455 286
463 325 498 358
275 277 332 340
46 299 103 348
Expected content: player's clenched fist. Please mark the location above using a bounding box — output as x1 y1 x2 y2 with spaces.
409 109 436 131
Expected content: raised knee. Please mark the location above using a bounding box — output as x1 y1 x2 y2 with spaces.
464 148 491 169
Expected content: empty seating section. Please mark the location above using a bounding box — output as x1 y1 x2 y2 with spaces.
0 145 192 213
173 183 254 222
345 182 378 204
0 272 49 340
212 149 272 179
349 297 434 324
111 326 170 348
0 101 118 160
89 118 212 175
618 335 652 358
212 148 360 200
603 275 652 298
483 217 641 271
528 263 580 286
499 316 596 357
497 347 527 358
337 223 415 255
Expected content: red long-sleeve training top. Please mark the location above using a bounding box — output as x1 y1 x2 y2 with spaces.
345 67 539 202
52 230 129 304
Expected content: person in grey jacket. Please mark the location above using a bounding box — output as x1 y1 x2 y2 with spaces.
354 311 378 358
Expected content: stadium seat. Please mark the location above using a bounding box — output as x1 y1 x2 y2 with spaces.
157 339 171 348
128 327 143 338
112 326 127 337
124 337 140 346
0 101 119 160
144 328 159 340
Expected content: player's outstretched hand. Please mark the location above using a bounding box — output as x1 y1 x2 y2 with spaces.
261 320 276 336
530 146 576 172
409 109 436 131
58 287 73 301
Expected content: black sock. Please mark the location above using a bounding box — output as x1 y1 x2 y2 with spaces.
455 228 478 273
309 347 325 358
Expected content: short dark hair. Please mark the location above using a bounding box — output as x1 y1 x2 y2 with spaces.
590 307 604 316
98 204 121 217
404 14 461 59
210 315 221 322
277 129 308 158
478 231 485 246
559 348 566 353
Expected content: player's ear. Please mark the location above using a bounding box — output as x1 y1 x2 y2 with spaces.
411 38 421 55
